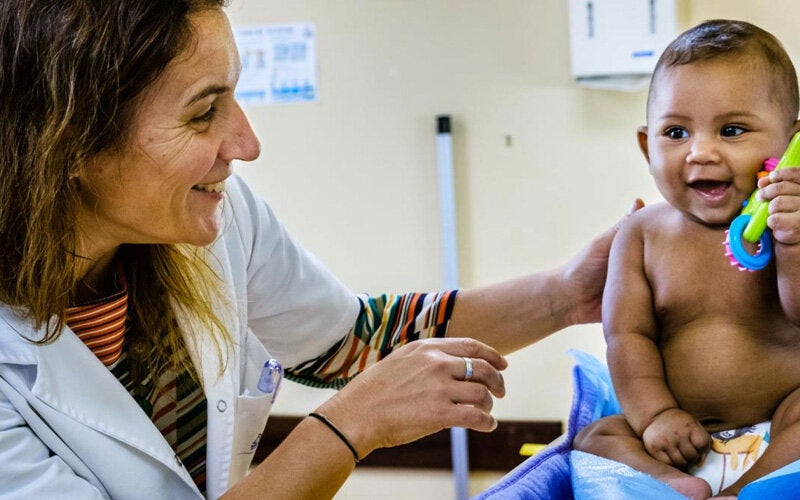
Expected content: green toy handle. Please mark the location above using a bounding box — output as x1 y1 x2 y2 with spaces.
742 131 800 243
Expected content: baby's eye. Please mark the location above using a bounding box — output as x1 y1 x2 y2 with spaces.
664 127 688 140
721 125 746 137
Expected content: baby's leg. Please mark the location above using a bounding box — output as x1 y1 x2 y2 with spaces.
573 415 712 499
717 386 800 496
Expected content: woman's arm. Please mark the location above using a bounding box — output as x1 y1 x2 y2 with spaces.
224 415 355 500
284 291 458 388
224 337 507 500
446 199 644 354
227 200 642 499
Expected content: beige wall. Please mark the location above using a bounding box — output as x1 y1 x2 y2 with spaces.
225 1 800 498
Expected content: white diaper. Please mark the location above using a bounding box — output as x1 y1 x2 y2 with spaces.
688 421 770 495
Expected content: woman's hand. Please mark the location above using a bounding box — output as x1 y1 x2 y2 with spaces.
445 198 645 355
235 338 506 500
562 198 645 325
313 337 507 459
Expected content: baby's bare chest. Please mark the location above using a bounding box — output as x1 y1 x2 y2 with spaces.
643 226 800 427
645 226 779 326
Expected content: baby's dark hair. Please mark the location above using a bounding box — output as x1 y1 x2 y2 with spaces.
649 19 799 124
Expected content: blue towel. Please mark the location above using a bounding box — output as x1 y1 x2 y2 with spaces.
474 350 800 499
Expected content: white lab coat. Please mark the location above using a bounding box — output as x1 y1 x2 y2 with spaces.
0 175 359 499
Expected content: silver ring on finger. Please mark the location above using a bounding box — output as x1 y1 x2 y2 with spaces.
462 357 474 382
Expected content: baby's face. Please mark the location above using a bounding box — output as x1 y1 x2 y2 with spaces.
641 57 795 226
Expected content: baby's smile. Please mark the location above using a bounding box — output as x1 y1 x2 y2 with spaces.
689 179 732 203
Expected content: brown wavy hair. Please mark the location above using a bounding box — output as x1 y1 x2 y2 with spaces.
0 0 231 379
649 19 799 127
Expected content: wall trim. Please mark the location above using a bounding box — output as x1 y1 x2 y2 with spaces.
254 416 562 470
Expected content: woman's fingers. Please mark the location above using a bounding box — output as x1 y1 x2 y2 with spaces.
316 337 508 457
450 377 495 411
451 355 506 398
433 336 508 371
422 339 506 426
449 403 498 432
405 337 507 396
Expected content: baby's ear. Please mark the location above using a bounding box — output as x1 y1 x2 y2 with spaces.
636 126 650 163
791 119 800 136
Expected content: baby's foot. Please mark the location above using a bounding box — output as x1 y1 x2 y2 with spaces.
710 488 737 499
657 471 712 499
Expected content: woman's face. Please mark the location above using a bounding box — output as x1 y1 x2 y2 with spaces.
77 8 260 255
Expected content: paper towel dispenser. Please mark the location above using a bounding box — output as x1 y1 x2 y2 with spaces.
568 0 678 90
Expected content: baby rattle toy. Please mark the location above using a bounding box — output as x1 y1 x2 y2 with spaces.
725 132 800 271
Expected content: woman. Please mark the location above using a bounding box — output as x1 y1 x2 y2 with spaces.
0 1 639 498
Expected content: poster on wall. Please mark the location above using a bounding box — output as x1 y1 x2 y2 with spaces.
233 22 318 105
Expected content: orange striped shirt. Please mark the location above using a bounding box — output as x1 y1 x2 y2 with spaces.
66 267 208 494
287 290 457 388
66 290 127 366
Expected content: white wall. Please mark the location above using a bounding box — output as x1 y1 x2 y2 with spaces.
225 1 800 498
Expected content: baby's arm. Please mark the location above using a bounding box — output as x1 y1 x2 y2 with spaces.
760 167 800 322
603 210 709 467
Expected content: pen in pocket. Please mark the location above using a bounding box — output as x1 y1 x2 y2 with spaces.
258 358 283 403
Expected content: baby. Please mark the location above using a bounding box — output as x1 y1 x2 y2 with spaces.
573 19 800 499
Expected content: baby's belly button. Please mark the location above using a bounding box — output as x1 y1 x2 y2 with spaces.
678 386 773 424
673 379 737 409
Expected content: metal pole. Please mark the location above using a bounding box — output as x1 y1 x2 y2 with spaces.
436 115 469 500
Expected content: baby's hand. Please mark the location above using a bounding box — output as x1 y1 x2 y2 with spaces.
641 408 710 468
758 166 800 245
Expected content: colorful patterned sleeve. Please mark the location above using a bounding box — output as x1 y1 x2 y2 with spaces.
285 290 458 389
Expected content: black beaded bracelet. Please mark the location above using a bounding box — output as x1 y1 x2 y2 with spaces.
308 412 361 464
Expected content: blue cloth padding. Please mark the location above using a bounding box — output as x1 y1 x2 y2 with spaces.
472 350 617 499
738 458 800 499
565 350 621 421
570 451 686 499
474 350 800 499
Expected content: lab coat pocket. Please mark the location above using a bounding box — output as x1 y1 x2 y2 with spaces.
229 391 272 481
228 333 279 483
